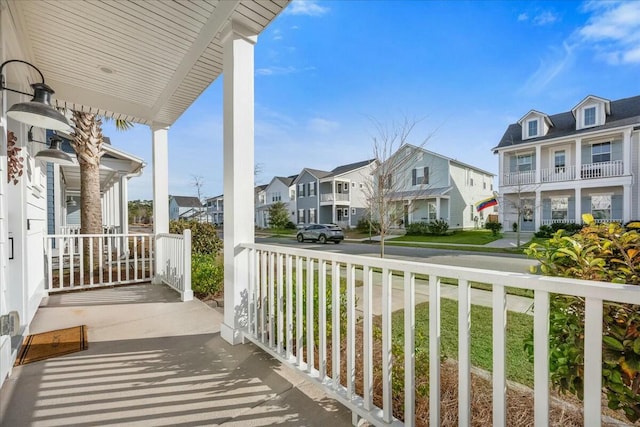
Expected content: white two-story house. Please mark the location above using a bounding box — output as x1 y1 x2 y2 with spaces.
255 175 297 228
292 160 375 228
379 144 495 229
494 95 640 232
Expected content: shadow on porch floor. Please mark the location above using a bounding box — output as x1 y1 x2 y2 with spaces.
0 284 352 426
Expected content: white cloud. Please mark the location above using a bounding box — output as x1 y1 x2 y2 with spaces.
256 65 297 76
272 28 283 41
308 118 339 133
519 42 575 95
533 10 559 26
284 0 329 17
517 13 528 22
577 1 640 64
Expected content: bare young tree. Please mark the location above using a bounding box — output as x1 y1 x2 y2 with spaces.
362 116 436 257
192 175 206 221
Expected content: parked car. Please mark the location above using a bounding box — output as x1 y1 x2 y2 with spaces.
296 224 344 244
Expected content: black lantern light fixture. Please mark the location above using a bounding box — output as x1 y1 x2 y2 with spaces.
28 127 75 165
1 59 72 133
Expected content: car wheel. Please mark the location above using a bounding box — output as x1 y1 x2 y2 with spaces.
296 234 304 243
334 240 340 244
318 234 327 244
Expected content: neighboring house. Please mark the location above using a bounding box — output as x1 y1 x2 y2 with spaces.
380 145 495 229
48 131 145 236
169 196 203 221
205 195 224 225
255 175 297 228
293 160 376 228
254 184 268 227
494 95 640 232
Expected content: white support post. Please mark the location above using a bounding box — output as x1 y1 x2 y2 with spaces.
623 129 631 176
575 188 582 222
220 20 257 345
575 138 582 180
534 190 541 231
182 229 193 301
535 145 541 184
120 174 129 237
623 184 631 223
152 125 169 284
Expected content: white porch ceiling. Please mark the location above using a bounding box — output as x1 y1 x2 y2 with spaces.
5 0 287 126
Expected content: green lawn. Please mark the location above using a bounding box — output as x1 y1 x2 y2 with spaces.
391 230 502 245
391 299 535 386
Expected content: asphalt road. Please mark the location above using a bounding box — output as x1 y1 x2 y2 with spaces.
255 237 537 274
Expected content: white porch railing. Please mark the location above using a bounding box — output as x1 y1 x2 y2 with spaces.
502 170 536 186
540 165 576 182
580 160 624 179
155 230 193 301
44 233 154 293
540 218 577 225
320 193 350 203
59 225 122 235
240 243 640 426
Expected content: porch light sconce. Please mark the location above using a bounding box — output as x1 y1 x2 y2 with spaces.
1 59 73 133
66 196 77 207
28 127 75 165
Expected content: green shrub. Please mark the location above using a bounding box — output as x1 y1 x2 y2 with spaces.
170 220 222 255
285 221 296 230
484 221 502 236
535 222 584 238
357 217 380 233
512 222 518 232
427 219 449 235
405 221 430 235
191 253 223 297
525 214 640 422
268 201 290 229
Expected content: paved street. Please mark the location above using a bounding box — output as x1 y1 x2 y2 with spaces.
256 237 536 274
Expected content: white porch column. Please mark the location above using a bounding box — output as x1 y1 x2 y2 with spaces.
575 138 582 180
436 197 441 220
575 188 582 222
623 129 632 176
534 190 541 230
535 145 541 183
221 20 257 345
623 184 631 223
152 126 169 234
120 174 129 236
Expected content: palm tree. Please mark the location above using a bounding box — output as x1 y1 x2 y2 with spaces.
70 111 132 270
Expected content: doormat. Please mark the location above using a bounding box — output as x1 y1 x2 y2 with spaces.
15 325 88 366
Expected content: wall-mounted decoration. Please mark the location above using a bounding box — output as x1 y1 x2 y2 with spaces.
7 130 24 185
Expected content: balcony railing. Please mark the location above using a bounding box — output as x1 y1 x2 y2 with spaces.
540 218 577 225
540 165 576 183
156 230 193 301
44 233 155 292
502 170 536 186
59 225 122 234
240 242 640 426
580 160 624 179
320 193 350 203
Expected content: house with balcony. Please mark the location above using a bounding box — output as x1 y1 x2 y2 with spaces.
293 159 375 228
3 2 639 425
255 175 297 228
494 95 640 232
205 194 224 225
169 195 204 221
379 144 495 229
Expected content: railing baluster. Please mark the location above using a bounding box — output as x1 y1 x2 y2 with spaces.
277 253 284 354
69 236 75 287
99 236 104 285
429 275 441 426
346 263 355 400
249 248 257 337
493 283 507 427
318 259 327 380
363 265 373 411
381 267 392 423
58 237 64 289
332 260 341 389
584 297 603 427
296 255 303 367
269 251 275 348
404 271 416 427
79 236 84 285
261 250 267 343
534 290 550 427
306 257 314 373
107 236 113 284
286 254 293 359
458 278 471 426
116 234 122 283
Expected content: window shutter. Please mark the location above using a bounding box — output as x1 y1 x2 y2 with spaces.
542 199 551 220
568 197 575 221
423 167 429 184
612 195 623 220
412 169 417 186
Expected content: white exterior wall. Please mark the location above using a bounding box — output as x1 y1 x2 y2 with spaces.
448 162 495 229
334 163 374 210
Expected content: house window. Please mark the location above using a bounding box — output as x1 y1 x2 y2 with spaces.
551 197 568 220
584 106 596 127
298 209 304 223
290 189 295 199
592 142 610 163
517 153 533 172
360 183 363 189
528 120 538 137
352 182 356 187
351 208 356 215
469 178 474 186
412 167 429 185
298 183 305 197
483 182 486 189
308 182 316 197
271 192 281 202
337 208 345 221
554 150 566 172
342 182 349 193
309 208 316 224
591 195 611 220
427 203 437 221
470 205 474 221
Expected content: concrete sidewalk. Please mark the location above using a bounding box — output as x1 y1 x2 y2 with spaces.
0 284 351 427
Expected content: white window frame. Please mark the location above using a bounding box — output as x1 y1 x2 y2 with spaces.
584 106 596 127
550 196 568 221
298 183 305 198
591 194 611 221
527 119 538 138
309 208 316 224
298 209 304 223
591 142 611 164
351 208 356 215
517 153 533 172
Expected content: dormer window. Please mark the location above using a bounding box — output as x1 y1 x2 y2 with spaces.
584 106 596 127
527 120 538 137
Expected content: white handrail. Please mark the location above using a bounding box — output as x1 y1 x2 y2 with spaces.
155 230 193 301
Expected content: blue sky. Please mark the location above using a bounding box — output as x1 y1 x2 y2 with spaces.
102 0 640 201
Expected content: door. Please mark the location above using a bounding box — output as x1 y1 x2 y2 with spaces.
520 199 535 232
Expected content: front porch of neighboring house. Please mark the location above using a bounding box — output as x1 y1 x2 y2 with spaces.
389 189 451 228
2 2 639 426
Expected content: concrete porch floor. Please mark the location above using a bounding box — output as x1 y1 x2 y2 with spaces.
0 284 352 426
